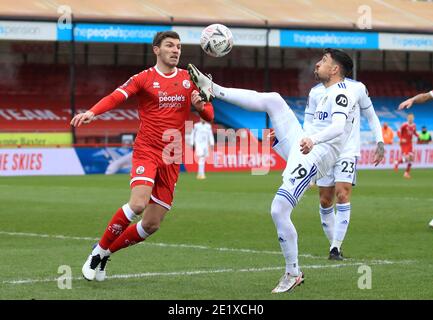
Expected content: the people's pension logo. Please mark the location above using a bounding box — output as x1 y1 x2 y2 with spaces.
158 91 186 108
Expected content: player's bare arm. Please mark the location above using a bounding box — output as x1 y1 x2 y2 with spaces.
398 91 433 110
70 110 96 127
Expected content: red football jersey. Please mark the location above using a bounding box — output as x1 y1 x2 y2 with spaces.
398 122 418 146
90 66 213 152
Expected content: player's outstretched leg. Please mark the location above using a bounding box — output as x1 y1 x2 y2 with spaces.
82 204 137 281
187 64 299 143
270 187 305 293
82 186 155 281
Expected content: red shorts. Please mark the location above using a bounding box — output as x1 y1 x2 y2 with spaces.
130 148 180 210
401 144 413 156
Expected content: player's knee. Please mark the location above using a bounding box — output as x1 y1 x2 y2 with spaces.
141 219 160 235
320 196 333 208
271 193 294 220
271 196 283 217
266 92 284 105
335 190 350 204
128 201 147 215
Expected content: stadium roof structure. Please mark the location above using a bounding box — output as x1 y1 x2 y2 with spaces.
1 0 432 33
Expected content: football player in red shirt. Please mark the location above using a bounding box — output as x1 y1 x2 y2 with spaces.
71 31 214 281
398 90 433 227
394 113 418 178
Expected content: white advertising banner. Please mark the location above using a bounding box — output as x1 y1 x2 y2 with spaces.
379 33 433 52
0 21 57 41
357 144 433 169
172 26 280 47
0 148 84 176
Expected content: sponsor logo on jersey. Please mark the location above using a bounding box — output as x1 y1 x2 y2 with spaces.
158 91 186 108
336 94 348 107
182 80 191 89
314 111 329 120
153 82 160 89
136 166 145 174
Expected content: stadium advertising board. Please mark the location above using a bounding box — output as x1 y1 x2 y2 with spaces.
0 21 57 41
173 26 280 47
379 33 433 51
75 147 132 174
4 20 432 53
0 133 72 146
280 30 379 49
184 129 287 173
2 144 432 176
0 148 84 176
72 23 171 43
0 106 139 138
358 144 433 169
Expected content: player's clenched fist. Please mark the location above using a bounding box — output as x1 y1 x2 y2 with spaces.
191 90 205 112
300 137 314 154
70 111 96 127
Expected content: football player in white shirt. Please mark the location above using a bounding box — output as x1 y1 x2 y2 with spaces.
187 48 357 293
398 89 433 228
305 77 384 260
190 118 215 179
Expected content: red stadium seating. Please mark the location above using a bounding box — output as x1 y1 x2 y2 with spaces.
1 63 432 144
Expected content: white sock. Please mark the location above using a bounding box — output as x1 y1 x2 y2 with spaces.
122 203 137 221
319 205 335 245
92 244 109 257
136 221 150 239
331 203 351 250
198 157 205 175
212 84 297 142
271 188 299 276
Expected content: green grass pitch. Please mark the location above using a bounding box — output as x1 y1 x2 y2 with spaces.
0 169 432 299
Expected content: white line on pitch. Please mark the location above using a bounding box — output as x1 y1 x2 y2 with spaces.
0 230 310 258
0 231 411 265
3 261 397 285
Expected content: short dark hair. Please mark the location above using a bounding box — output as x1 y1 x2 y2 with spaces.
152 31 180 47
324 48 353 77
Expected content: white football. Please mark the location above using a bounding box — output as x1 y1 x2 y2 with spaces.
200 24 234 58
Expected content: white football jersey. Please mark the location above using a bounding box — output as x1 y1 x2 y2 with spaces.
190 122 214 148
305 78 373 158
307 81 356 160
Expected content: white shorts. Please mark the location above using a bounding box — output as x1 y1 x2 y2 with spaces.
272 117 338 205
195 145 209 158
316 156 357 187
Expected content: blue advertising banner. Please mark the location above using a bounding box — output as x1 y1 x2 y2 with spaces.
280 30 379 49
72 23 171 43
74 147 187 175
56 24 72 41
75 147 132 174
